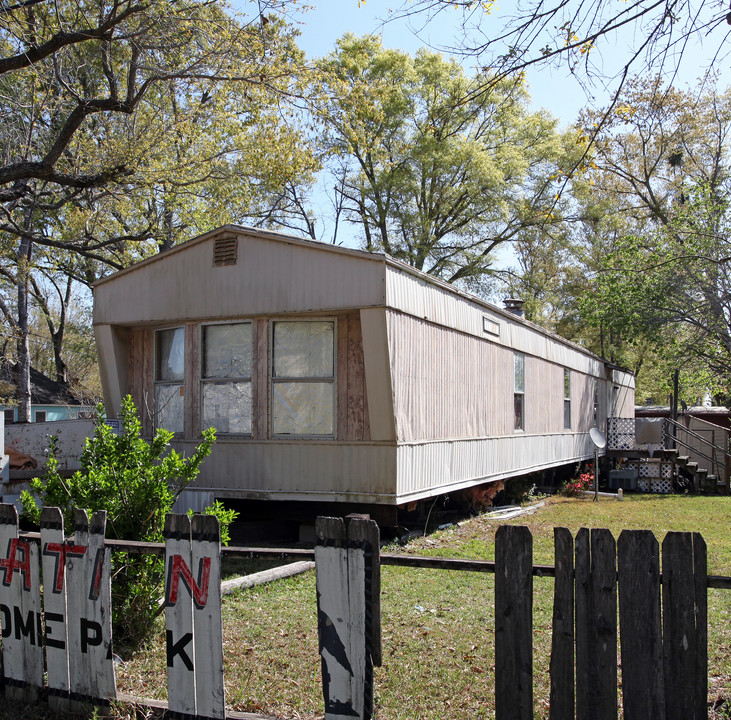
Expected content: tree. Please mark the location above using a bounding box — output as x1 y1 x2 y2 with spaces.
314 35 570 289
394 0 729 117
566 77 731 400
0 0 316 418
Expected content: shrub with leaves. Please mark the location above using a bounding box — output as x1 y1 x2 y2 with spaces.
20 395 232 648
561 466 595 497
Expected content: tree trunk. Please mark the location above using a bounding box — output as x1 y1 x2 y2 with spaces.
16 232 33 422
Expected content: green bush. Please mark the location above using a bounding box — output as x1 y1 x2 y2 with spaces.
20 395 234 648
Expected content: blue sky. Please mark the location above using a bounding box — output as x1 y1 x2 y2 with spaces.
228 0 728 247
269 0 725 125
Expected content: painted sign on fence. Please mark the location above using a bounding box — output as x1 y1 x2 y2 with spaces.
0 504 225 720
164 513 225 719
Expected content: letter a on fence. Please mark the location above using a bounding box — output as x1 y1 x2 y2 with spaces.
315 515 381 720
0 503 43 703
164 513 225 719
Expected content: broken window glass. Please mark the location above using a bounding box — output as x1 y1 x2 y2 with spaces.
203 323 252 379
155 327 185 433
157 327 185 382
202 382 252 435
155 384 184 434
201 322 253 435
272 382 334 435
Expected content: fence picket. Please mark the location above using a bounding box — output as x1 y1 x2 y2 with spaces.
618 530 664 720
0 503 43 703
191 514 225 719
576 528 617 720
549 527 574 720
164 513 197 717
693 533 708 720
66 509 116 707
662 532 708 720
315 515 380 720
495 524 533 720
40 507 70 711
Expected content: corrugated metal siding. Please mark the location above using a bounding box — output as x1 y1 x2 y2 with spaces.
174 440 399 504
612 369 636 418
387 312 508 441
94 230 388 327
385 266 604 375
387 311 609 443
395 433 595 502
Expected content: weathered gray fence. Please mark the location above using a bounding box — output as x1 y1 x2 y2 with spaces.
0 503 226 717
496 525 709 720
0 506 723 720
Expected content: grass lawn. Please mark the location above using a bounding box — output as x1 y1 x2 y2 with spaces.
7 494 731 719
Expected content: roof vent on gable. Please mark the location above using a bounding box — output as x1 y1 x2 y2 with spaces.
213 235 238 267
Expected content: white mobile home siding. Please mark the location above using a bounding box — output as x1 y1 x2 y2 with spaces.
93 226 633 507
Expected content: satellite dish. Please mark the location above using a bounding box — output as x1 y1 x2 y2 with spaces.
590 427 607 449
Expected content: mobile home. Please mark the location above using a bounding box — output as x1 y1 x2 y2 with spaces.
93 226 634 519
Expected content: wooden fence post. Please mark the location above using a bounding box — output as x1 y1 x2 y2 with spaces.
66 509 116 708
575 528 617 720
315 515 381 720
495 524 533 720
164 513 225 720
662 532 707 720
549 527 574 720
617 530 664 720
0 503 43 703
40 507 70 711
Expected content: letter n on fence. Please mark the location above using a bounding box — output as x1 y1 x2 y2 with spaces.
164 513 225 720
315 515 381 720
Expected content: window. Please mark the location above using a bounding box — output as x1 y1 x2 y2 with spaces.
593 379 600 424
35 410 46 423
4 409 14 425
155 327 185 433
514 352 525 431
272 320 335 436
563 369 571 429
201 322 252 435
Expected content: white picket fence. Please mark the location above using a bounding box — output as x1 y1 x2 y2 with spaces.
0 505 380 720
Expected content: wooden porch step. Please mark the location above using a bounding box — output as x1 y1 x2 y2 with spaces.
686 462 698 474
676 455 690 466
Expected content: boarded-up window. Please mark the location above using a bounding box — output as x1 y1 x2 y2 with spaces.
564 369 571 429
272 321 335 436
514 352 525 431
155 327 185 433
201 322 253 435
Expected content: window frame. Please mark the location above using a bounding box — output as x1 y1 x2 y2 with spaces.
270 318 337 438
154 325 186 434
200 320 254 437
514 351 525 432
563 369 571 430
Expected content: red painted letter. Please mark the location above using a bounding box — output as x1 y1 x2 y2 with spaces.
166 554 211 608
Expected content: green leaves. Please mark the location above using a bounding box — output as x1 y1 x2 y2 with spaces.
315 35 567 285
20 395 220 647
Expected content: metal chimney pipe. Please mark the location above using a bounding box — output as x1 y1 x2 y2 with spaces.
503 298 526 318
